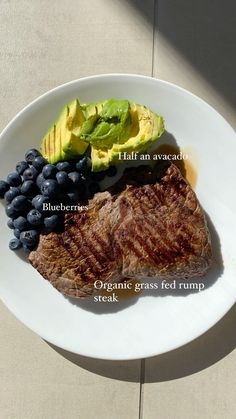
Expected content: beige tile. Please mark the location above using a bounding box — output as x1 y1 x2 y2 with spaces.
143 303 236 419
0 302 140 419
153 0 236 129
0 0 154 132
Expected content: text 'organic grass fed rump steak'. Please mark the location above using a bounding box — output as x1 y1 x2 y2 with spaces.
29 162 212 298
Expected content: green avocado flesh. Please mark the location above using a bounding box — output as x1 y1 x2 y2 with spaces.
91 102 164 171
40 98 164 171
80 99 132 148
40 99 88 164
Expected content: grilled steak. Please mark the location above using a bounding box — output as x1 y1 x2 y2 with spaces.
29 162 212 297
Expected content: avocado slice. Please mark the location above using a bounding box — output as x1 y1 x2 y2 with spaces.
81 102 103 119
91 103 164 171
55 105 69 161
62 99 88 157
40 122 68 164
40 99 88 164
80 99 132 149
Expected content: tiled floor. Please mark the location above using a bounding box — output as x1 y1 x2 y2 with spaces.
0 1 235 418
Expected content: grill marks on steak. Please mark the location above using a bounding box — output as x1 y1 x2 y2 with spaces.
112 176 210 280
33 196 120 297
29 162 212 297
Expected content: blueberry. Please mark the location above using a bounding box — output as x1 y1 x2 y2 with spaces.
23 166 38 181
14 216 29 231
88 182 100 195
56 171 70 187
5 204 19 219
67 190 80 204
20 229 39 246
42 164 58 179
56 161 72 173
22 243 36 253
32 194 50 212
21 180 38 198
25 149 41 163
4 187 21 203
11 195 29 212
41 179 58 198
68 171 84 186
32 194 40 207
32 156 47 170
90 171 106 181
7 218 15 229
0 180 10 197
44 214 59 232
105 165 117 177
16 161 28 175
6 172 22 187
27 209 43 226
75 157 91 174
14 228 21 239
9 238 22 251
36 173 45 189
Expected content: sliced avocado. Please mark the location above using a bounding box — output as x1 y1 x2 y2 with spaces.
54 105 68 161
40 98 164 170
66 99 85 130
91 103 164 171
111 103 164 153
61 99 88 157
91 146 113 172
82 99 132 148
80 114 100 138
40 122 66 164
40 99 89 163
81 102 103 119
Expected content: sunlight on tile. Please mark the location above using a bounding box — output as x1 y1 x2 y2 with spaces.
154 33 236 130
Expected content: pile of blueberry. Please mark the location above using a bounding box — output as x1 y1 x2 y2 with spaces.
0 148 117 252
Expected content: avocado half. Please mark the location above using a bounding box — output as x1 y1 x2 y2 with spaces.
39 98 164 171
90 102 164 171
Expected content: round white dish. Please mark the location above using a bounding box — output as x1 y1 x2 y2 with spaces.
0 74 236 360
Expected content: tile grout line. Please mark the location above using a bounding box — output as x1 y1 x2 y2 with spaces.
151 0 158 77
138 359 145 419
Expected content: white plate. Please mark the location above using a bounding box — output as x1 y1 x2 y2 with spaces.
0 74 236 360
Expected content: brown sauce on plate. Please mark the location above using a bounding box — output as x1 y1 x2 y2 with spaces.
152 144 198 188
98 278 141 300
